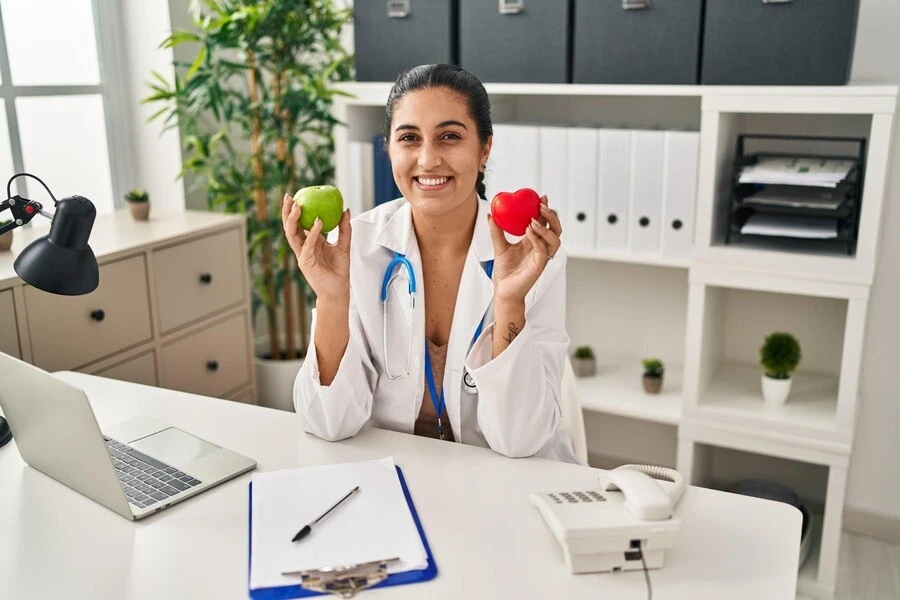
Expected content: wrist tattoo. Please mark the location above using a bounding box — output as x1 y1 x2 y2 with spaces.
504 322 521 345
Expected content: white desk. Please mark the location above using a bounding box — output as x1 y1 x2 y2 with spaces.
0 373 801 599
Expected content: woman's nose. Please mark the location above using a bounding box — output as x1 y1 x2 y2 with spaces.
417 142 443 170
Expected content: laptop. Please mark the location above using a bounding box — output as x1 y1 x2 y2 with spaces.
0 352 257 520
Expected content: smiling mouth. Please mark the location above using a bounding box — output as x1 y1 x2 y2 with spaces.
415 176 451 189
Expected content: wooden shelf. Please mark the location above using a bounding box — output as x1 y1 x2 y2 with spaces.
575 354 682 426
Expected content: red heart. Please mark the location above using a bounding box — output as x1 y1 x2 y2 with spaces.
490 188 542 236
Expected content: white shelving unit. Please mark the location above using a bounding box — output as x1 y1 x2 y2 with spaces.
331 81 899 599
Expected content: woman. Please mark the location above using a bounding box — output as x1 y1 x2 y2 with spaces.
282 64 577 463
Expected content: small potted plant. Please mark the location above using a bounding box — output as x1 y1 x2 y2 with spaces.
759 331 801 406
0 220 12 251
642 358 664 394
572 345 596 377
124 188 150 221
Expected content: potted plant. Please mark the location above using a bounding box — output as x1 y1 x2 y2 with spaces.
0 220 12 251
145 0 352 410
572 346 596 377
642 358 664 394
124 189 150 221
759 331 801 406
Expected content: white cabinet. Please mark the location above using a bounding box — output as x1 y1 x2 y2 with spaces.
331 81 899 599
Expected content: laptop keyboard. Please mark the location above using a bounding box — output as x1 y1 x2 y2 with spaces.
104 437 202 509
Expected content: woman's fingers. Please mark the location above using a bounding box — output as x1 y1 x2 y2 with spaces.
299 216 323 261
539 201 562 237
525 223 551 260
336 209 352 253
284 197 307 253
487 213 510 253
530 218 561 257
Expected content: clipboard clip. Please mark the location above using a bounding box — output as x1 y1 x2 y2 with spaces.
282 557 400 598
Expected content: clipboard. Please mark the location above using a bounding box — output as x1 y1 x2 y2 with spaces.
248 465 437 599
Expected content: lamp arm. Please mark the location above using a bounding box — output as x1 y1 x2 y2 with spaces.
0 195 52 235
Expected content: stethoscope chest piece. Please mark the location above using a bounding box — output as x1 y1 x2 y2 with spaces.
463 369 478 394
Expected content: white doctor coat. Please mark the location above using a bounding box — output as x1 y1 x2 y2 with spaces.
293 199 578 463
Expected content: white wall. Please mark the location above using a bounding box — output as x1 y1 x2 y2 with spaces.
845 0 900 521
119 1 184 213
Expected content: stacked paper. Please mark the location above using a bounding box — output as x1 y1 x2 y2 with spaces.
738 157 855 188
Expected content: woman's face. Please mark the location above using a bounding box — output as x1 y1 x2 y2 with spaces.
387 86 491 219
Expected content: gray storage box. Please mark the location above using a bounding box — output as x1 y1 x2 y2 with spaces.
459 0 572 83
573 0 703 84
354 1 458 82
702 0 860 85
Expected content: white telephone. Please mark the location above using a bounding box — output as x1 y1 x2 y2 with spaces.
531 464 685 574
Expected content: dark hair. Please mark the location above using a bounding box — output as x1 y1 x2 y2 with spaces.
383 64 493 200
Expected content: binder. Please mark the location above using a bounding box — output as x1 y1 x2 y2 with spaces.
596 129 632 252
373 134 401 207
248 464 437 599
539 126 568 224
565 127 599 251
349 140 375 216
507 125 541 194
486 124 512 200
629 130 665 255
661 131 699 259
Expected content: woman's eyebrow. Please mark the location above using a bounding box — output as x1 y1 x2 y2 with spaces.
394 120 468 133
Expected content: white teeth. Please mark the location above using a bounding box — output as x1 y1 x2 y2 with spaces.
418 177 448 186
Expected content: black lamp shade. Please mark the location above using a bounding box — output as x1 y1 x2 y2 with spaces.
13 195 99 296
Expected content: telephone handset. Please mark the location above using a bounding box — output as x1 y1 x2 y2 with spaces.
530 464 685 574
598 464 685 520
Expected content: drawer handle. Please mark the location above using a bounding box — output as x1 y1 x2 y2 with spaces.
206 360 219 372
387 0 410 18
622 0 650 10
90 309 105 322
672 219 683 230
639 216 650 227
199 273 213 285
576 212 587 222
607 213 618 225
499 0 524 15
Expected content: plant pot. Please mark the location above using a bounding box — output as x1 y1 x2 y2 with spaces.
572 357 596 377
128 202 150 221
254 339 304 412
762 374 792 406
642 375 663 394
0 230 11 251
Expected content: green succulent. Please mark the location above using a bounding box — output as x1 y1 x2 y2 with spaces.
573 345 595 359
760 331 801 379
642 358 664 378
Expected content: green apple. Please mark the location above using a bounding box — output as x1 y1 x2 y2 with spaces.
293 185 344 233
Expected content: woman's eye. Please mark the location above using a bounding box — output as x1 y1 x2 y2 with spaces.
398 134 417 142
442 132 461 140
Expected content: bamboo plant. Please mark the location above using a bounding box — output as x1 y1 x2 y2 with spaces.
145 0 353 360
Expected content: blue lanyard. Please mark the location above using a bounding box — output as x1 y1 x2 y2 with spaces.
424 260 493 440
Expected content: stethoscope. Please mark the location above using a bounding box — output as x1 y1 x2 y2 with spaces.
381 252 494 438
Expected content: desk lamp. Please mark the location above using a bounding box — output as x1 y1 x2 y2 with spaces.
0 173 99 448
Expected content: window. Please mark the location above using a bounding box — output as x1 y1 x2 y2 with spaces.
0 0 130 213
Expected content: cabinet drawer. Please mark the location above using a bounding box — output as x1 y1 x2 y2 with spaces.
0 289 21 358
25 255 153 372
92 351 158 387
153 228 245 333
160 312 251 398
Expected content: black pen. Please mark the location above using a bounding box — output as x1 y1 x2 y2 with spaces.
291 485 361 542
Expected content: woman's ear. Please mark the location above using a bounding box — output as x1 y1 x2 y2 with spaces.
481 136 493 171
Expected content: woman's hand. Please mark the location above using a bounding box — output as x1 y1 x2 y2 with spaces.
282 194 352 304
488 195 562 305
